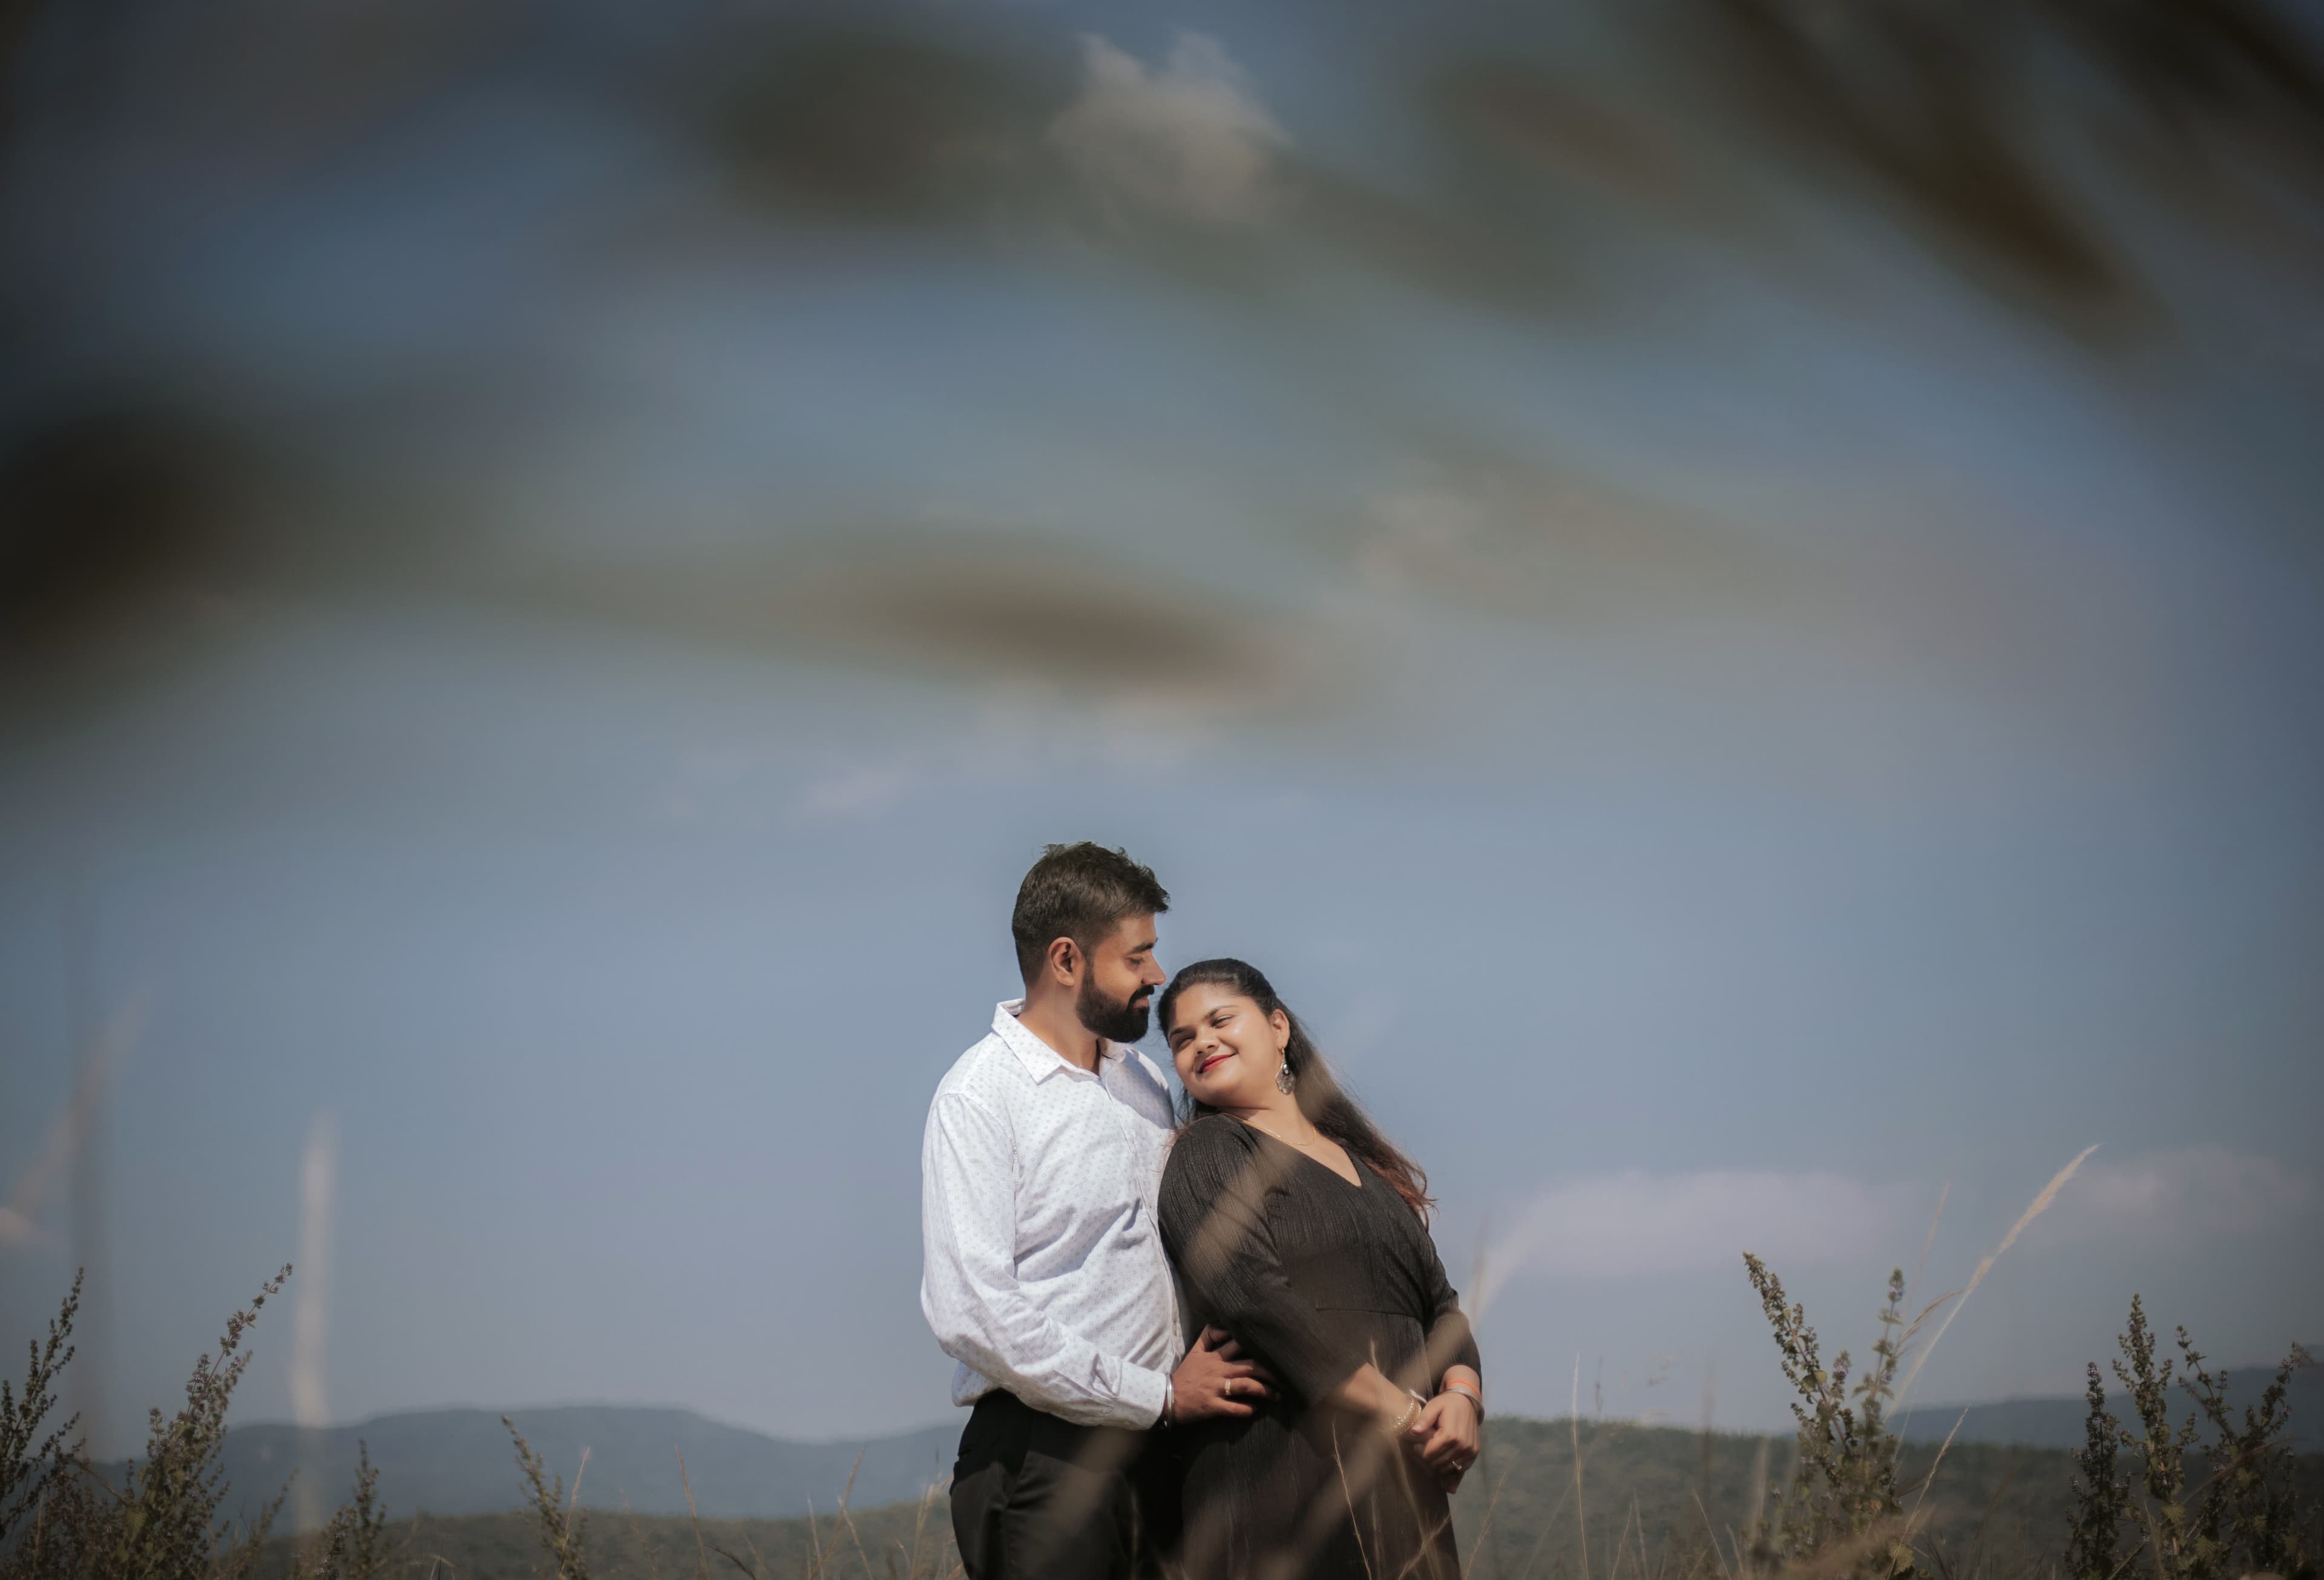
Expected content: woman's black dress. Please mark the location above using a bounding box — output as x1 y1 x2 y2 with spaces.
1157 1114 1482 1580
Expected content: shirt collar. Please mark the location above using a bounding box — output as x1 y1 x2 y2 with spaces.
993 998 1124 1081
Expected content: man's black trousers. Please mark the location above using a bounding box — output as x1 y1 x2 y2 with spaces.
950 1391 1179 1580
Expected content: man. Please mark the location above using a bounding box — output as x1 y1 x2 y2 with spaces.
922 842 1265 1579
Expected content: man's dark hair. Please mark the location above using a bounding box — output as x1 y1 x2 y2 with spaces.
1011 842 1169 983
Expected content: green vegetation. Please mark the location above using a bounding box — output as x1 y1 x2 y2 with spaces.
1 1268 332 1579
2064 1298 2314 1580
214 1431 2309 1580
251 1485 963 1580
1455 1423 2319 1580
1736 1257 1915 1576
4 1260 2315 1579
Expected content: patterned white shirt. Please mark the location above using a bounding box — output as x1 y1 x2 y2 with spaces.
919 999 1181 1428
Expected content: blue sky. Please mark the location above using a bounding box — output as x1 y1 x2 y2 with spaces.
2 0 2320 1457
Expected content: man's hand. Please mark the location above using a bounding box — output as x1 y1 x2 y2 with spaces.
1411 1391 1480 1492
1167 1326 1272 1423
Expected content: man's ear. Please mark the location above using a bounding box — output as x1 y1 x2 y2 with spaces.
1045 935 1082 987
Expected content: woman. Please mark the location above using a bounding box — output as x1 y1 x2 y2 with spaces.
1155 959 1483 1580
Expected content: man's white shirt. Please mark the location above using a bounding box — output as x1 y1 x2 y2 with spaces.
920 1000 1182 1429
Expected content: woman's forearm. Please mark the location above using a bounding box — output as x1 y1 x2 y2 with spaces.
1329 1363 1417 1426
1328 1360 1482 1420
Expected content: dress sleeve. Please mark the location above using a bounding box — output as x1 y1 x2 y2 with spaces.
1414 1218 1483 1390
1158 1119 1368 1409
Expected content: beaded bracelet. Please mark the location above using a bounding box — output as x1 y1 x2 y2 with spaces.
1386 1388 1433 1438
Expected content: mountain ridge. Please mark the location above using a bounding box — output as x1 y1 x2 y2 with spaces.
109 1405 961 1530
176 1359 2319 1531
1897 1359 2322 1453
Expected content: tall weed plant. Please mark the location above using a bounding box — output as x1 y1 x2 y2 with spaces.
0 1268 395 1580
1741 1257 1922 1579
2066 1296 2313 1580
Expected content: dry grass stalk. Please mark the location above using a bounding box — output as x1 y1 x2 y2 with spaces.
507 1417 590 1580
1578 1355 1594 1580
1895 1147 2098 1411
836 1452 875 1578
674 1444 709 1580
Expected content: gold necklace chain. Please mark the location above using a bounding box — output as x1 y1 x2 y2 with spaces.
1246 1114 1325 1152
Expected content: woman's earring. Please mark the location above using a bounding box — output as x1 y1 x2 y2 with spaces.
1275 1055 1296 1095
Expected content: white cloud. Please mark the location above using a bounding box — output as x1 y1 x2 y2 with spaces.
1047 32 1287 225
2048 1147 2317 1245
1475 1169 1899 1312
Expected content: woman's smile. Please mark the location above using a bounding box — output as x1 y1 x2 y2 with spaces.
1196 1049 1237 1076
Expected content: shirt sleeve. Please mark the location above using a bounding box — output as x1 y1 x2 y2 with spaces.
1157 1119 1367 1411
919 1087 1173 1429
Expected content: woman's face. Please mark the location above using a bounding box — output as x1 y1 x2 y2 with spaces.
1166 983 1291 1109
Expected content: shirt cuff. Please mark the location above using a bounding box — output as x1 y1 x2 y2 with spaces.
1125 1362 1173 1429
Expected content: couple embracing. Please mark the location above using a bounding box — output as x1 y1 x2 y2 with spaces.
921 842 1485 1580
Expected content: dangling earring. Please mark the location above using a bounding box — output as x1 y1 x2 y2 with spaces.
1275 1054 1296 1095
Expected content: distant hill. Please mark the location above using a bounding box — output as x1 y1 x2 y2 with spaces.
190 1357 2322 1533
241 1428 2101 1580
251 1421 2324 1580
1897 1361 2322 1454
119 1406 960 1530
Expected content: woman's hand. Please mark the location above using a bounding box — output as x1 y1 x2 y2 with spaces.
1409 1391 1480 1492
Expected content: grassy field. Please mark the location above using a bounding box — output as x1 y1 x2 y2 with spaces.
9 1233 2316 1580
235 1421 2324 1580
249 1490 960 1580
1457 1420 2324 1580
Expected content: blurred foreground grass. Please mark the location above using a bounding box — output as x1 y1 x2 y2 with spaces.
243 1494 959 1580
7 1257 2317 1580
223 1428 2324 1580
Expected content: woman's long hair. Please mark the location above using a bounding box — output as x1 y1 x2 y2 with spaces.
1158 958 1436 1224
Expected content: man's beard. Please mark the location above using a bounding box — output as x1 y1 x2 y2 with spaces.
1077 975 1152 1044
